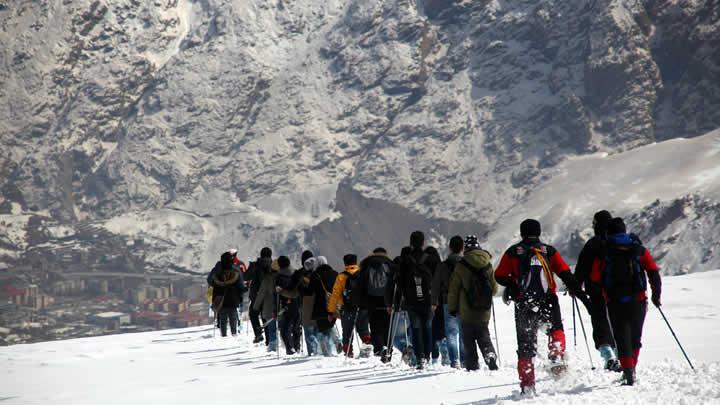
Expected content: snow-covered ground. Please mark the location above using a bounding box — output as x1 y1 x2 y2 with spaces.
2 271 719 404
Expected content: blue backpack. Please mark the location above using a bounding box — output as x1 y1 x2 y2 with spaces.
602 233 646 303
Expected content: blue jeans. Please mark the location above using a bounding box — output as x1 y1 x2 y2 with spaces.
264 318 278 352
407 304 434 362
444 304 464 365
303 325 320 356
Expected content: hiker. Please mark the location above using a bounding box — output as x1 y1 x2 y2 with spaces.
296 251 320 356
495 219 587 395
589 217 661 386
574 210 622 371
328 254 372 357
355 247 394 356
432 235 466 368
388 231 435 369
308 257 340 356
424 246 448 365
208 252 246 337
447 236 498 371
247 247 273 344
253 255 279 352
275 256 301 355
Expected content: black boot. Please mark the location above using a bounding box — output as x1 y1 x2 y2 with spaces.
253 334 264 344
621 368 635 386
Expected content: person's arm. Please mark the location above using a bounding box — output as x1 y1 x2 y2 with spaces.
574 241 593 290
486 264 498 296
447 266 461 317
641 248 661 306
327 274 346 315
494 252 516 287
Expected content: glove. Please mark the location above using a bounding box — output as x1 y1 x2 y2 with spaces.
651 290 661 307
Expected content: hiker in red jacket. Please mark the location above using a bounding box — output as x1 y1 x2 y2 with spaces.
495 219 587 396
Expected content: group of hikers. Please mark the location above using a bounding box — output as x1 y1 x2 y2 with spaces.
206 211 662 395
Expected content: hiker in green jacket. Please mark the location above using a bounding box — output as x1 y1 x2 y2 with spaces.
447 235 499 371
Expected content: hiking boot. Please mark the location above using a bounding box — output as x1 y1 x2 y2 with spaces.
487 356 498 371
605 359 622 372
253 334 264 344
450 360 461 369
621 368 635 386
286 348 296 356
416 359 426 370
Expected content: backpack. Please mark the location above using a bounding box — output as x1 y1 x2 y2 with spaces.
367 261 390 297
342 271 357 306
460 259 493 311
516 243 555 300
406 252 431 301
602 234 646 303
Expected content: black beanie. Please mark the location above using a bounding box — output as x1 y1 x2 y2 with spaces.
410 231 425 249
220 252 233 269
301 250 314 265
278 255 291 269
343 254 357 266
520 219 541 238
607 217 627 234
449 235 464 254
260 247 272 258
373 247 387 254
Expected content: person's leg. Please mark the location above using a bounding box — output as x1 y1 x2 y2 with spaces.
229 307 239 336
588 289 616 350
477 321 497 369
544 294 566 362
630 301 648 367
444 304 461 366
608 302 634 384
356 309 371 345
422 306 434 361
249 305 264 341
341 309 356 356
461 321 480 371
515 303 539 390
303 325 318 356
406 307 425 365
265 317 278 352
219 308 229 337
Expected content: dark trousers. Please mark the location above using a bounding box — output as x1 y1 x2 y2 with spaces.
432 304 445 359
279 303 301 354
461 321 495 370
249 304 263 338
218 307 239 337
608 300 647 369
368 296 390 355
341 307 369 345
515 294 564 359
588 289 616 349
406 304 434 362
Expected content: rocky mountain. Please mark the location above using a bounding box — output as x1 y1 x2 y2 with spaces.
1 0 719 273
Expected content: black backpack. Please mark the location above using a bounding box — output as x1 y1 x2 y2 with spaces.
516 243 555 300
367 261 390 297
406 252 431 300
460 259 493 311
342 271 357 306
602 235 646 303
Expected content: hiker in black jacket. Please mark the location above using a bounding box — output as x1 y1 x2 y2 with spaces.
354 248 394 356
307 259 339 356
388 231 435 369
246 247 273 343
431 235 465 368
575 210 622 371
208 252 247 337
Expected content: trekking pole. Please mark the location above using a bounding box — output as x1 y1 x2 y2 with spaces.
572 294 577 348
345 308 360 361
276 294 281 360
491 300 500 363
657 306 695 372
573 297 596 370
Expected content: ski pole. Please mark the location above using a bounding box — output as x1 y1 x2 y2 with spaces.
657 306 695 372
491 300 500 363
572 294 577 348
276 294 281 359
574 297 595 370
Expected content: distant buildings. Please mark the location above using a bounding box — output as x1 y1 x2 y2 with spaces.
1 284 54 310
89 312 130 330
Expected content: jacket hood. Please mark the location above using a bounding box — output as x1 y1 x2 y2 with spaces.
463 249 492 271
344 264 360 275
213 268 240 287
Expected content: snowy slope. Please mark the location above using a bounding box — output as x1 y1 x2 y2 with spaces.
2 271 719 405
485 129 720 272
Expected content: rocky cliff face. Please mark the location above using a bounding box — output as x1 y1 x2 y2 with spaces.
1 0 718 272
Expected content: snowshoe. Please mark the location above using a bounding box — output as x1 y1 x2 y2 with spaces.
549 359 568 378
359 344 373 358
401 346 414 366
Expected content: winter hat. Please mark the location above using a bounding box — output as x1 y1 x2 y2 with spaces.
303 257 317 272
464 235 480 250
343 254 358 266
449 235 464 254
260 247 272 258
316 256 328 266
278 255 291 269
520 219 542 238
220 252 234 269
228 248 238 257
373 247 387 254
301 250 314 265
607 217 627 235
410 231 425 249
